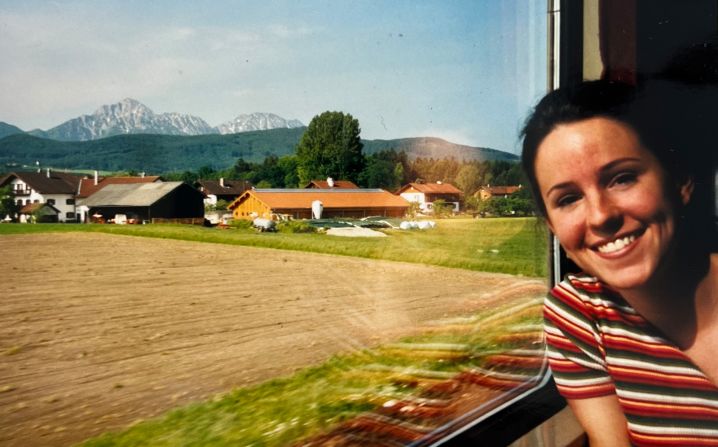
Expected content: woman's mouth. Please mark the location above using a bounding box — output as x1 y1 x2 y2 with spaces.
596 234 637 254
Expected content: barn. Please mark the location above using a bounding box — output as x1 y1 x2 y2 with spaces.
229 189 410 220
79 182 204 223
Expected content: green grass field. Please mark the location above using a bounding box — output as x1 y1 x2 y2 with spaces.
0 217 548 277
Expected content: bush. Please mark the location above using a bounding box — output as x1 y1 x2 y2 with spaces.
228 219 254 230
276 220 317 234
431 199 453 217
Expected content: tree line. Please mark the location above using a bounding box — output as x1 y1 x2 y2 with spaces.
160 111 533 214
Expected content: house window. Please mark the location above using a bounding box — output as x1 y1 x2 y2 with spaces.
66 212 75 219
66 198 75 205
47 199 55 205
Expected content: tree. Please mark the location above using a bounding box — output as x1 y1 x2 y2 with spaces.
296 111 365 184
431 199 452 217
359 149 403 190
278 156 300 188
455 164 483 196
0 185 18 221
255 155 285 187
197 165 217 180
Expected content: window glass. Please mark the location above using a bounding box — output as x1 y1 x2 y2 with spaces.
0 2 548 446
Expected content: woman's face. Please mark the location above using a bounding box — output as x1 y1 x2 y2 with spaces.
535 117 692 291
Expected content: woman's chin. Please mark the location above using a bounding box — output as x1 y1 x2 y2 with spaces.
594 266 654 292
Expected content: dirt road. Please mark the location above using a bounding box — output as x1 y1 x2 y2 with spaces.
0 233 545 446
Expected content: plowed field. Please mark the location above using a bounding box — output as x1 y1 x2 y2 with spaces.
0 233 545 446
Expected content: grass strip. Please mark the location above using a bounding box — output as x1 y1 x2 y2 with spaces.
0 217 548 277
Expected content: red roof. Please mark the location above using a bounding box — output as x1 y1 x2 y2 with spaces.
304 179 359 189
77 176 162 198
230 189 409 210
396 182 463 195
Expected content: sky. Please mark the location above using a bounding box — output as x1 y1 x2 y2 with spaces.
0 0 547 154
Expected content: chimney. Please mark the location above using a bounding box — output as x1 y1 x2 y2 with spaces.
46 168 50 178
220 178 225 188
327 177 334 188
94 170 99 186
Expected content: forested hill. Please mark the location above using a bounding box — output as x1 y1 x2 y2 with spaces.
0 129 517 173
362 137 517 162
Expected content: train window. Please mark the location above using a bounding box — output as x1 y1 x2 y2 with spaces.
0 2 592 446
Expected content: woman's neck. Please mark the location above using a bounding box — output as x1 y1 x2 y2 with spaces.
618 251 717 350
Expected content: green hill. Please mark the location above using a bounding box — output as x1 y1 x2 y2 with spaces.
0 122 24 139
362 136 518 162
0 129 517 173
0 129 304 172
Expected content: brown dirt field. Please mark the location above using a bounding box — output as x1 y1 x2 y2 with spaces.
0 233 546 447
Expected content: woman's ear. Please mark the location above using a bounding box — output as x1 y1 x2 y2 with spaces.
679 177 695 205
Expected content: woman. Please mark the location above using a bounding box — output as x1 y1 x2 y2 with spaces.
521 80 718 446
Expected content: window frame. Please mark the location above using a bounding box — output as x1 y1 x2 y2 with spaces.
435 0 718 444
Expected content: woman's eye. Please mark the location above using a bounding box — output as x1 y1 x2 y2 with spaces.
611 172 638 187
556 194 580 208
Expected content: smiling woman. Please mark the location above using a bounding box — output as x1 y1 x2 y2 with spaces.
522 80 718 445
535 115 685 291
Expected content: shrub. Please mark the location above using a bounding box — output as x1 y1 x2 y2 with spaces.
276 220 317 234
228 219 254 230
432 199 453 217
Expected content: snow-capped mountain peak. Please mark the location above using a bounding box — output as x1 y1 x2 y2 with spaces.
35 101 304 141
217 112 304 134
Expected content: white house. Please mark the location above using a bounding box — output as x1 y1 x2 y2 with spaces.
0 170 84 222
395 181 463 213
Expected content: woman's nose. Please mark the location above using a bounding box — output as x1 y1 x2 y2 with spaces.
587 194 622 234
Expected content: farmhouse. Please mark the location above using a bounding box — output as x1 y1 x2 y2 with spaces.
194 178 251 207
0 170 83 222
476 185 523 201
304 178 359 189
79 182 204 223
229 188 410 220
396 181 463 213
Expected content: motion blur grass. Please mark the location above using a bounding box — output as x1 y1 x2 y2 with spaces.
0 217 548 277
78 296 544 447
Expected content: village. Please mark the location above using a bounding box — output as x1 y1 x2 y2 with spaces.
0 168 526 229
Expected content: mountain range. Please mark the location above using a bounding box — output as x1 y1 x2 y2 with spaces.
0 131 517 173
0 99 518 172
12 98 304 141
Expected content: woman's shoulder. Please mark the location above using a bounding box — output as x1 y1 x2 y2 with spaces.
554 272 607 297
548 272 633 314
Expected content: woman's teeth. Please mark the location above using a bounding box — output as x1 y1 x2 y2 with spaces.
597 235 636 253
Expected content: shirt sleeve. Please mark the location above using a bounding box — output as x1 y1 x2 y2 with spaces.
544 280 617 399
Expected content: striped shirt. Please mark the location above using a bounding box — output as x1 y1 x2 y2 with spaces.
545 274 718 446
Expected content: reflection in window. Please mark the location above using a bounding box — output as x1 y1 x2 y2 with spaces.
2 2 548 446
